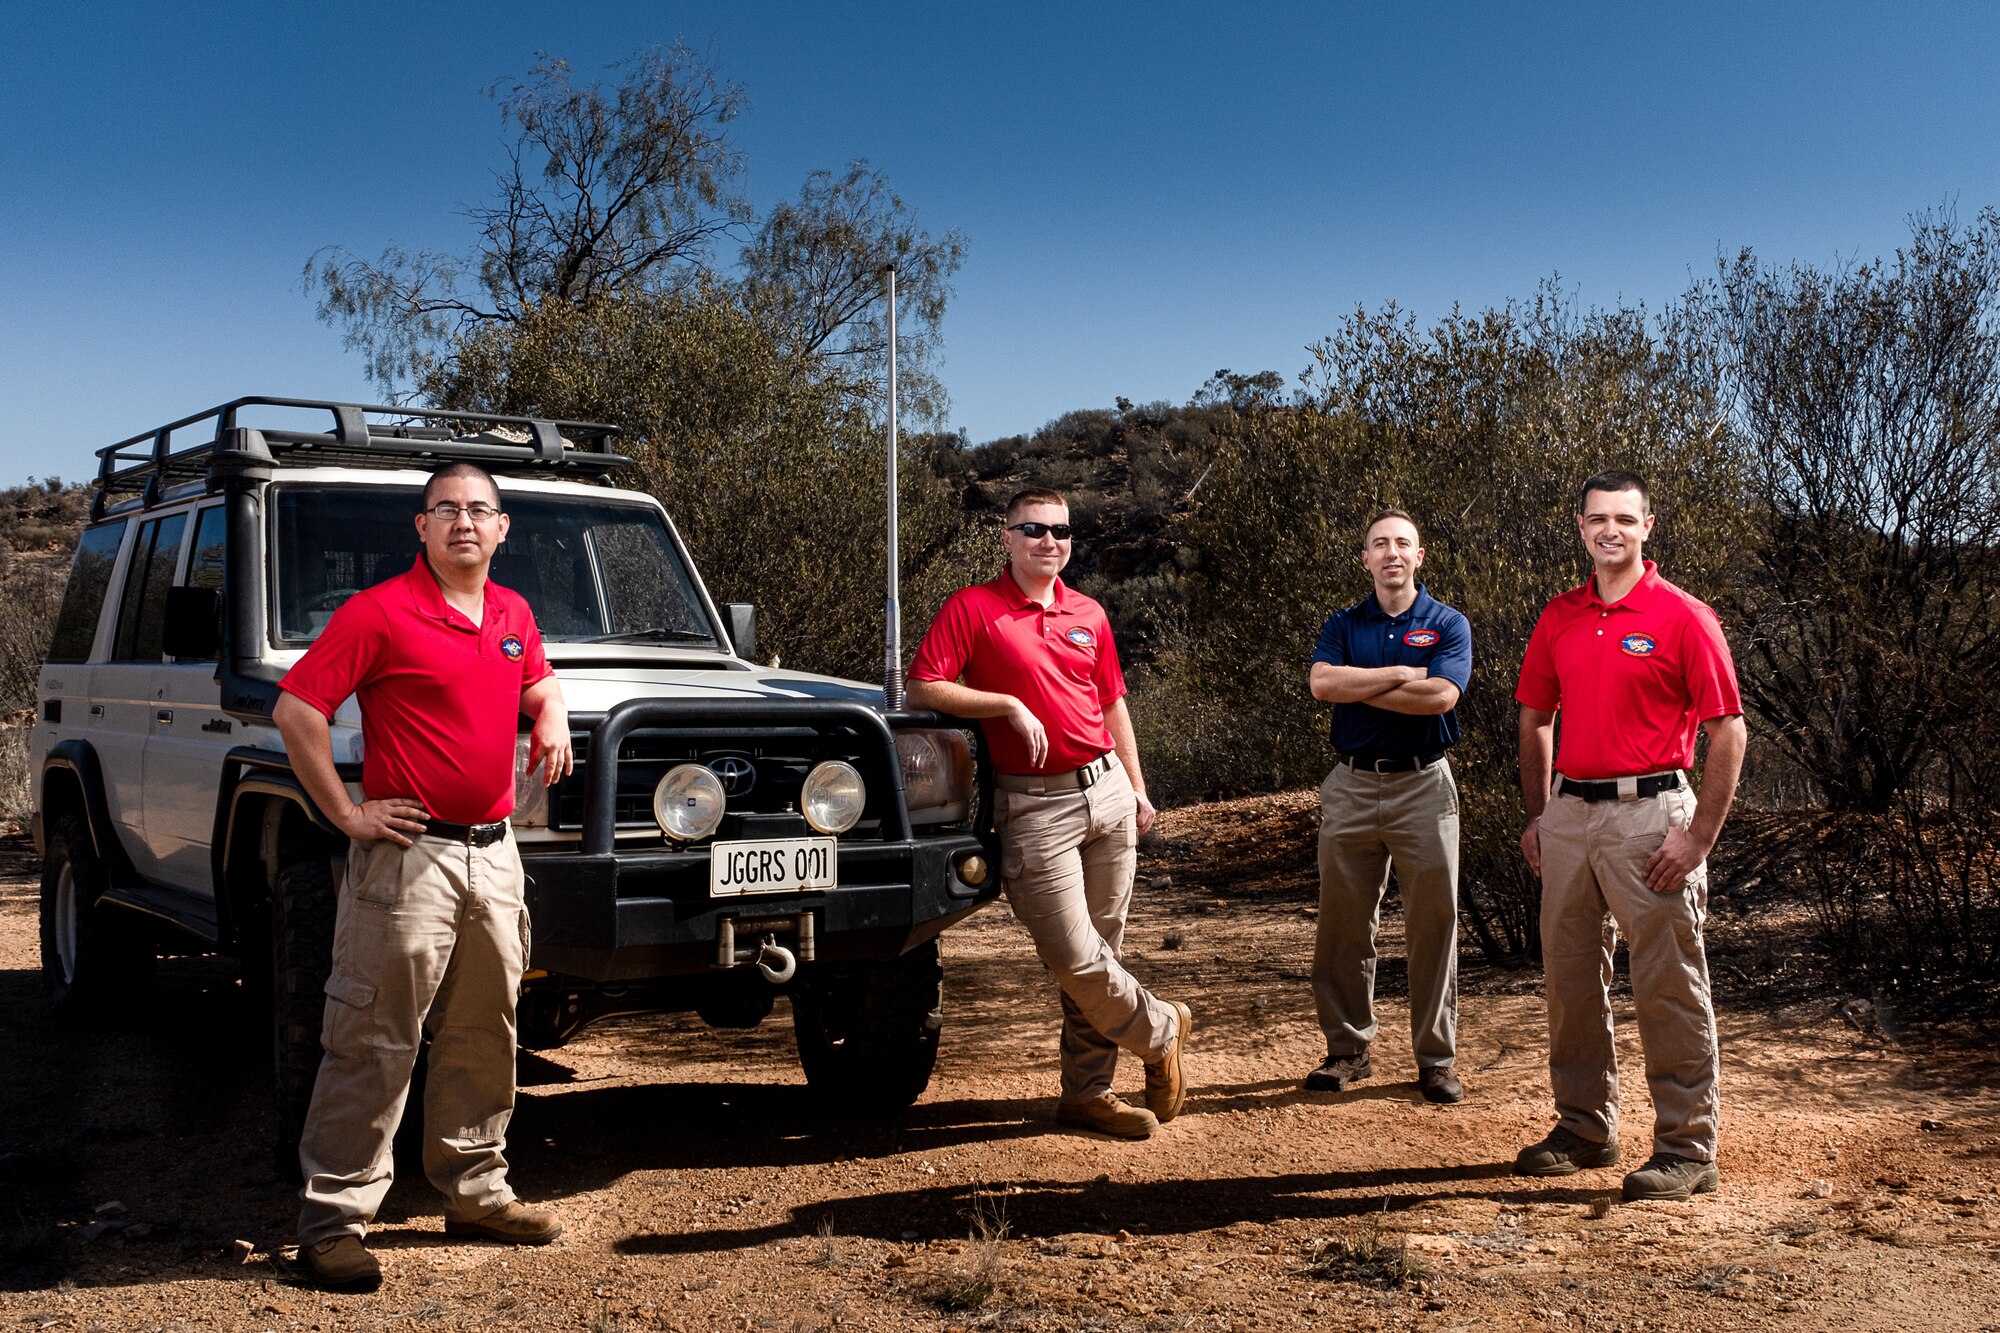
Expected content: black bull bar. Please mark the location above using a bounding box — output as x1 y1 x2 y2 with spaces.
520 697 999 981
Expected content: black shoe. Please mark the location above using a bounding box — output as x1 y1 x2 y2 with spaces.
1514 1125 1621 1176
299 1235 382 1292
1303 1052 1372 1092
1620 1152 1719 1202
1418 1065 1464 1104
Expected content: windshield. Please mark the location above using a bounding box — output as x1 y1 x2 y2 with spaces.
272 484 717 646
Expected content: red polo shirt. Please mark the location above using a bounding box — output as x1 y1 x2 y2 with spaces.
1515 561 1741 780
909 568 1124 774
280 556 554 824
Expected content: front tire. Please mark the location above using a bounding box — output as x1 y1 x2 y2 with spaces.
271 858 338 1175
39 812 151 1017
790 939 943 1117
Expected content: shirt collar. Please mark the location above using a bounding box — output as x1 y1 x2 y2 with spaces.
1353 583 1435 623
403 554 499 630
995 566 1070 612
1584 560 1661 612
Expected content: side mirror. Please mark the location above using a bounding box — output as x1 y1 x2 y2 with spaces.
163 586 223 661
724 603 757 662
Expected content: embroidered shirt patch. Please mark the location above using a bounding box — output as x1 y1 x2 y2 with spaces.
1619 633 1658 657
500 634 526 661
1065 626 1095 648
1403 629 1440 647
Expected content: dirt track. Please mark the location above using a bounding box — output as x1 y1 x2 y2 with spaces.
1 796 1997 1332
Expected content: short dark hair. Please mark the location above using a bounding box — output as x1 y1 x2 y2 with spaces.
1364 507 1419 543
422 462 502 510
1576 469 1650 515
1005 487 1066 519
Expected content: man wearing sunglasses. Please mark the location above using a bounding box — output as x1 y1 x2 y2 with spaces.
908 488 1191 1139
274 462 573 1290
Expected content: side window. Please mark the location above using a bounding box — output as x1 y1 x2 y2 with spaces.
185 505 225 591
45 523 129 664
111 513 188 662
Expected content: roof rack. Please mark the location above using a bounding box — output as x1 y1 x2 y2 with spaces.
90 396 628 518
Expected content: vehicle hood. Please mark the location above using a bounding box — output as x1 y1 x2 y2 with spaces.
545 655 886 714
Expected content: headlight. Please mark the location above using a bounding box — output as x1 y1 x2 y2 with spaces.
511 736 549 828
654 764 726 841
801 760 865 834
894 729 973 826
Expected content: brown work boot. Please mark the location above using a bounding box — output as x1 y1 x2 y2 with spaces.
298 1235 382 1291
1055 1092 1159 1140
1514 1125 1621 1177
1143 1000 1193 1122
444 1200 564 1245
1621 1152 1719 1202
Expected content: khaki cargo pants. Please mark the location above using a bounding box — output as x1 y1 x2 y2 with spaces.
297 830 529 1245
1538 775 1719 1162
995 758 1177 1104
1311 758 1461 1069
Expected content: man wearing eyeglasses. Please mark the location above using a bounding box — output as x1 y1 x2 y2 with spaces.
908 487 1191 1140
274 462 573 1290
1304 509 1472 1106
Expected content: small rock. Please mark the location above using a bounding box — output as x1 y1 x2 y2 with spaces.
264 1301 292 1316
231 1238 256 1264
1920 1118 1946 1132
1115 1229 1134 1242
1807 1180 1834 1199
1093 1172 1111 1184
883 1253 909 1269
92 1200 128 1218
78 1219 124 1243
1586 1197 1612 1219
122 1222 154 1240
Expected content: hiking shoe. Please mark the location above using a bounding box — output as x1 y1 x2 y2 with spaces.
1418 1065 1464 1105
1514 1126 1621 1176
1303 1052 1372 1092
299 1235 382 1291
1621 1153 1719 1202
444 1200 564 1245
1143 1000 1192 1123
1055 1092 1159 1140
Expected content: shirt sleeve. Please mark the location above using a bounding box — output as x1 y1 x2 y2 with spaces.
1309 613 1347 667
1514 606 1562 712
278 595 386 719
1093 615 1128 707
1428 609 1473 693
908 591 975 684
1680 604 1743 720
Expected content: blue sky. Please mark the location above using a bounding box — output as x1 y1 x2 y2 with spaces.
4 2 1997 484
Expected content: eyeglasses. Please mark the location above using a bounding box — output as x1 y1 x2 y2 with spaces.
1006 521 1074 540
423 502 502 523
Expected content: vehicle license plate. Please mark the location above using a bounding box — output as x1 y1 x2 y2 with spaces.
709 837 838 897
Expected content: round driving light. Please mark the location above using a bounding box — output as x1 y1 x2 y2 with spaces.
801 760 866 834
654 764 726 841
954 853 989 887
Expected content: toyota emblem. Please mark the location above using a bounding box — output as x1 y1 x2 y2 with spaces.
707 755 756 796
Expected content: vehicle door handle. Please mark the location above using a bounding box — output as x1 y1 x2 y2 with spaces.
156 710 174 724
89 704 105 719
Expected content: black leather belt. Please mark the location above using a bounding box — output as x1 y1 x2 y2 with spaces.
1338 751 1446 773
420 818 510 847
1558 772 1684 803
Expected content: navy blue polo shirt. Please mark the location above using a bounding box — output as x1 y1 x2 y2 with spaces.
1310 585 1472 756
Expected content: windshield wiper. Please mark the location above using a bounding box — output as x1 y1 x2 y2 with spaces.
584 627 716 644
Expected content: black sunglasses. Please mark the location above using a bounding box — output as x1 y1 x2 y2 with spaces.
1006 521 1074 540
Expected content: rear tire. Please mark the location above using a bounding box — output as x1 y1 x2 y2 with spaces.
791 939 943 1117
39 812 151 1017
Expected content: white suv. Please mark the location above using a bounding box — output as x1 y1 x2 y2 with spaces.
33 397 999 1160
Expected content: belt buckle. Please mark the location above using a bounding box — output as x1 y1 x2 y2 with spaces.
1076 758 1100 790
1616 776 1639 802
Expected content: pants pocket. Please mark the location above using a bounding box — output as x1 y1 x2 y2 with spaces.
351 839 409 908
319 971 379 1048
